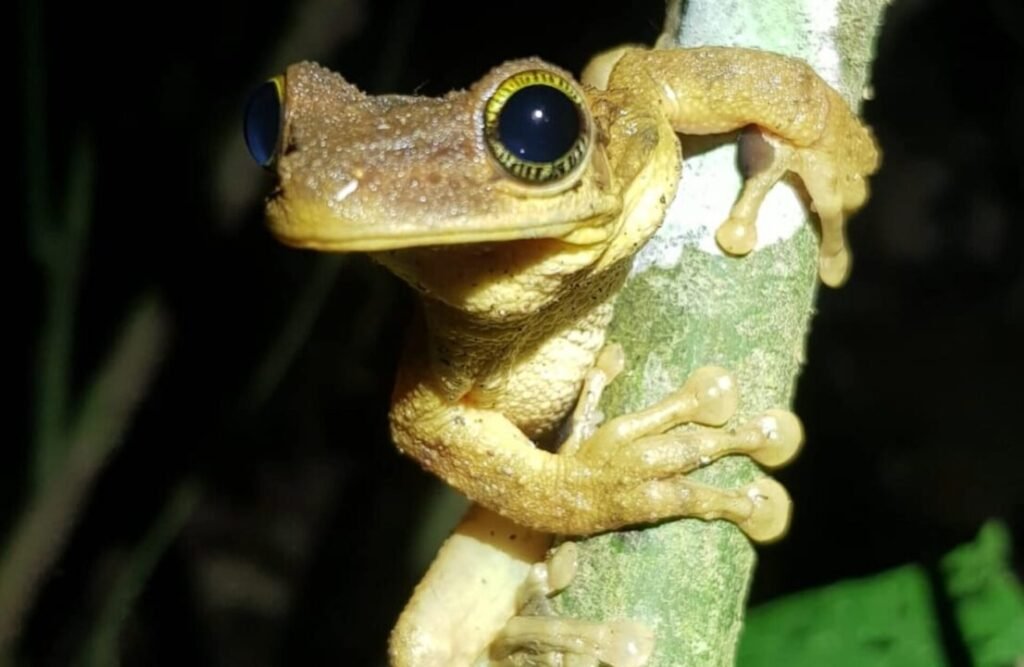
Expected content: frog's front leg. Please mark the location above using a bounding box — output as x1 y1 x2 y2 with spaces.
391 356 799 540
481 366 800 667
390 358 801 666
389 347 629 667
605 47 880 286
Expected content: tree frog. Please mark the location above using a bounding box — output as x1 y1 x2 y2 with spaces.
245 42 878 666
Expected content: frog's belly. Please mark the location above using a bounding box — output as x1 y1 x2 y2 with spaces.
490 302 612 440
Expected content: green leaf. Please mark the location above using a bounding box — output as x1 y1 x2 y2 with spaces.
943 522 1024 666
739 564 947 666
739 522 1024 666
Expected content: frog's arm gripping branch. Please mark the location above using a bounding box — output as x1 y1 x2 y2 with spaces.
388 347 801 667
608 47 880 286
388 351 799 539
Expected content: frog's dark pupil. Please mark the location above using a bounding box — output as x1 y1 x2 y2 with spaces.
497 85 580 163
244 80 282 167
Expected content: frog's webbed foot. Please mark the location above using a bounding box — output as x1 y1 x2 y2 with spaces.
488 543 654 667
716 123 876 287
571 365 802 542
565 350 800 541
486 362 800 665
492 617 653 667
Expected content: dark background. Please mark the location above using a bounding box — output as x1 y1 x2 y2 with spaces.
15 0 1022 664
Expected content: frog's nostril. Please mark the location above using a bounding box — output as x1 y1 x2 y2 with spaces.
244 77 284 168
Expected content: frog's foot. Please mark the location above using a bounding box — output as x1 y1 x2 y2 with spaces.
715 127 875 287
490 617 654 667
577 366 803 542
489 543 654 667
516 542 581 612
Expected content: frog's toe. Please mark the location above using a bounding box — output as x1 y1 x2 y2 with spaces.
797 153 856 287
736 477 792 543
717 135 793 258
681 366 738 426
609 474 792 543
719 127 876 289
819 246 851 288
492 616 654 667
746 409 804 468
715 215 758 256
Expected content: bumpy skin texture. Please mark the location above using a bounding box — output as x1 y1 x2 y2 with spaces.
263 46 878 666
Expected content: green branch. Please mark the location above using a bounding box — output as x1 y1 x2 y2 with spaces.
549 1 887 664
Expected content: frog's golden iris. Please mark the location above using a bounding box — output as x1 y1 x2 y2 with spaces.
483 70 590 184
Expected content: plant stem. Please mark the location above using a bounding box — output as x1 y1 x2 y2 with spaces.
549 2 887 664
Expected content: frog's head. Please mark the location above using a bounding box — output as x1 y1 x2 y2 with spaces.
245 60 627 252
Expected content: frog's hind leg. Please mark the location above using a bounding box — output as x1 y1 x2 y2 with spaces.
491 617 653 667
487 543 654 667
389 506 551 667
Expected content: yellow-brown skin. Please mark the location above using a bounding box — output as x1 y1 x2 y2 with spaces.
264 45 878 666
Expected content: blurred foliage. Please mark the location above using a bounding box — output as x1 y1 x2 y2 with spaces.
740 522 1024 666
944 523 1024 666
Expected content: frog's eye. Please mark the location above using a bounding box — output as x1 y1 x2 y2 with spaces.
483 70 590 184
243 76 285 168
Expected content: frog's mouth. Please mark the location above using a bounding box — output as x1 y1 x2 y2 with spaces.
266 189 620 251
